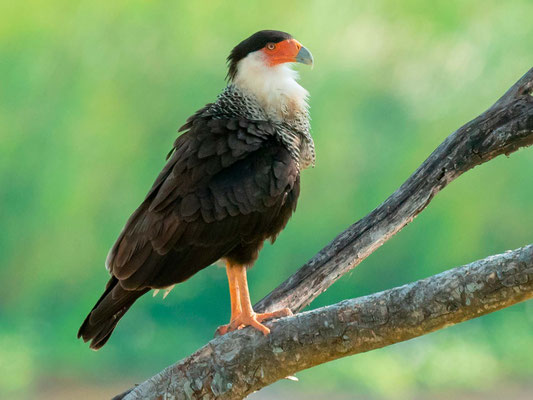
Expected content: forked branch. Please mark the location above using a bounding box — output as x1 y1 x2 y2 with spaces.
256 67 533 314
116 68 533 399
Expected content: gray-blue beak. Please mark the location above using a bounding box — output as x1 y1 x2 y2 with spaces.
296 46 314 66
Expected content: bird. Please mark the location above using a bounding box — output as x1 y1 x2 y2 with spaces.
78 30 315 350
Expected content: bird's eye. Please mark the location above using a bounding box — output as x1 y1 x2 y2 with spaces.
266 43 276 50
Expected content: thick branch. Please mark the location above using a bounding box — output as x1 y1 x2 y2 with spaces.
256 67 533 314
120 245 533 399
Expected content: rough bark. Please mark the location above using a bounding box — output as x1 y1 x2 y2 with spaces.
114 68 533 399
256 67 533 314
119 245 533 400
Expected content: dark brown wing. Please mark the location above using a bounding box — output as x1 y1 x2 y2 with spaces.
105 114 300 291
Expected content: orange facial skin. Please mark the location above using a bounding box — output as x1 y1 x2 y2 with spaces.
262 39 303 66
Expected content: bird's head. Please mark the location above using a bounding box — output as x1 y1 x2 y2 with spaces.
226 30 313 117
227 30 313 81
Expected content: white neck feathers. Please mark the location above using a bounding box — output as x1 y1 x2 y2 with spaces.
232 51 309 121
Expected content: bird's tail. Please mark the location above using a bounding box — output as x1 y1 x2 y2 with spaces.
78 277 149 350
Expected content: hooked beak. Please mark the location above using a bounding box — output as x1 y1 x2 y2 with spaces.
295 46 314 66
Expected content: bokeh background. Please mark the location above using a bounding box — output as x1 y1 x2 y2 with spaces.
1 1 533 399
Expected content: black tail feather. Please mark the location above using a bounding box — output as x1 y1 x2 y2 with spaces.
78 277 148 350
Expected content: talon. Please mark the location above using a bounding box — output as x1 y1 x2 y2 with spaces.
216 262 291 337
152 289 160 297
249 317 270 335
255 307 292 323
218 309 291 336
215 325 229 336
229 313 270 335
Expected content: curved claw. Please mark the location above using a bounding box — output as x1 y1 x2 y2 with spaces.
216 308 292 337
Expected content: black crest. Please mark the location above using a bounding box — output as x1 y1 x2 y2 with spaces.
227 30 293 81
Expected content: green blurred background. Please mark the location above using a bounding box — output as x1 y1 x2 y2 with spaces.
1 0 532 399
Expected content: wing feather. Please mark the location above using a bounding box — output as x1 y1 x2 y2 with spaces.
106 109 299 290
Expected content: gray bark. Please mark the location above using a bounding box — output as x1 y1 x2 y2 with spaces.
120 245 533 400
256 67 533 314
114 68 533 399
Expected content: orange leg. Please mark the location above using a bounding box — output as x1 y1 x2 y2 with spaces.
216 262 242 335
217 262 292 336
227 261 242 319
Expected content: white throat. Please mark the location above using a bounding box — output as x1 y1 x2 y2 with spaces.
232 50 309 121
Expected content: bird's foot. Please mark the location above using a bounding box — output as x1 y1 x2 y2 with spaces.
216 308 292 336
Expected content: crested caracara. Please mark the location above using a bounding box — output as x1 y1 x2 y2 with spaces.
78 30 315 349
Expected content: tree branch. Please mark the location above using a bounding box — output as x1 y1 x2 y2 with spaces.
120 245 533 399
256 67 533 314
115 68 533 399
